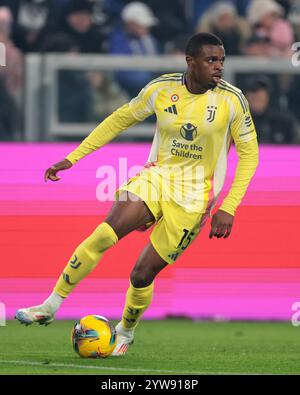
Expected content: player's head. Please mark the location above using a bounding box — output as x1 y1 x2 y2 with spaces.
185 32 225 90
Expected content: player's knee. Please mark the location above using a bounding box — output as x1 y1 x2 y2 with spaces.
130 268 153 288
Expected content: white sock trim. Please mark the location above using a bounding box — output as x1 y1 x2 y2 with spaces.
43 291 64 314
116 322 135 335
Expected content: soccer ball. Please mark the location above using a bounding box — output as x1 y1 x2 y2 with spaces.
71 315 117 358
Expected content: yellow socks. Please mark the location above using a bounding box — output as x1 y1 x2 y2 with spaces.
54 222 118 298
121 280 154 330
54 221 153 330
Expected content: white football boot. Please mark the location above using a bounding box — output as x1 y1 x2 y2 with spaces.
15 305 55 326
111 322 134 356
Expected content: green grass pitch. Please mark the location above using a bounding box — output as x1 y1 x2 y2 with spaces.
0 319 299 375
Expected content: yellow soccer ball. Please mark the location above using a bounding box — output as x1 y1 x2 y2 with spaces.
71 315 117 358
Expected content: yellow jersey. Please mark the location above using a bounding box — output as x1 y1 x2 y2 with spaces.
66 73 259 216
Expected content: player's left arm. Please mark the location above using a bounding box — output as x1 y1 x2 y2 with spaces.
210 94 259 239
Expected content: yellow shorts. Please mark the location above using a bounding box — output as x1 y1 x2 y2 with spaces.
116 167 210 264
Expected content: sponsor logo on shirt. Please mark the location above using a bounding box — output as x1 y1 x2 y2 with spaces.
180 123 197 141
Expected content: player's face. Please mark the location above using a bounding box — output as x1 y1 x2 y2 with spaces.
186 45 225 90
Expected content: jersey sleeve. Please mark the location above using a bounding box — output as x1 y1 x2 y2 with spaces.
230 93 257 144
219 93 259 216
128 81 157 121
219 138 259 216
65 82 157 164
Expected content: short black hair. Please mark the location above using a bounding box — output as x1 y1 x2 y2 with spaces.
185 32 223 57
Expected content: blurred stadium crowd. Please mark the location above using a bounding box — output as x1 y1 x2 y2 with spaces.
0 0 300 143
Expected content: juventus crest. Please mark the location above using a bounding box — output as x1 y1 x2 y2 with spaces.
206 106 217 122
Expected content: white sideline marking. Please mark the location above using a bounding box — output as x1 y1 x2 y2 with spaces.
0 359 237 375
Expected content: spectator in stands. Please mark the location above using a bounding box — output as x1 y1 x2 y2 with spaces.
196 1 251 55
88 71 129 122
40 32 79 53
41 32 92 123
3 0 61 52
135 0 186 50
0 6 23 136
285 75 300 122
0 7 23 100
109 1 159 97
191 0 252 29
247 0 294 57
104 0 186 49
288 0 300 41
61 0 105 53
244 33 274 56
0 76 19 141
245 76 299 143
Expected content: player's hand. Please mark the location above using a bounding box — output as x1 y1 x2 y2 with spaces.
209 209 234 239
44 159 73 182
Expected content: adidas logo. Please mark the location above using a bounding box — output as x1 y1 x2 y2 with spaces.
168 252 179 261
244 115 252 127
164 104 178 115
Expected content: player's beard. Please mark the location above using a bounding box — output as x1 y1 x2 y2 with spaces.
187 70 216 92
194 78 215 92
204 79 217 90
195 72 217 91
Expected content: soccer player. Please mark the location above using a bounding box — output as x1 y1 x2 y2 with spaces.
16 33 259 356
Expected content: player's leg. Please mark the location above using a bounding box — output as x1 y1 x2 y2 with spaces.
53 191 155 298
15 192 155 325
105 194 155 239
112 242 168 355
112 201 212 355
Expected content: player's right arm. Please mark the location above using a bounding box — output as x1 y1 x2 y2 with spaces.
44 81 158 182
